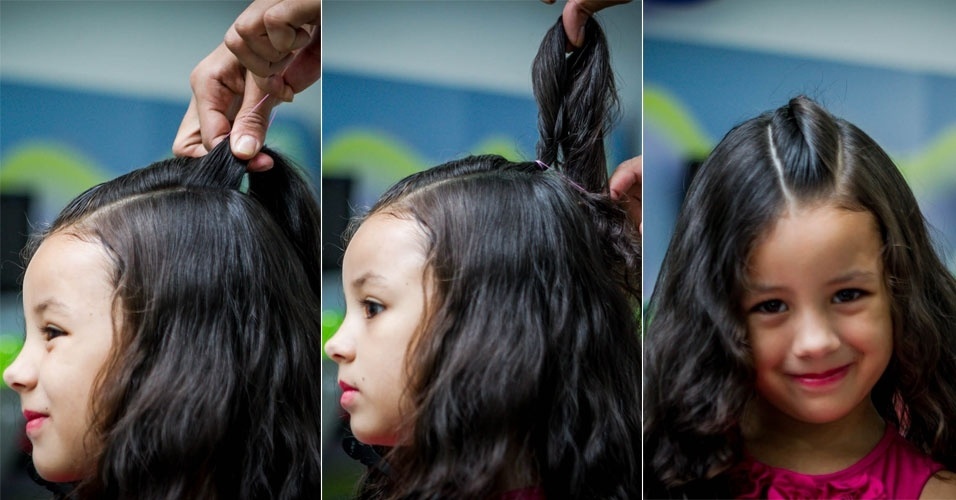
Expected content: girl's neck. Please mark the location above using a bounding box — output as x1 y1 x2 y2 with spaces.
742 396 886 474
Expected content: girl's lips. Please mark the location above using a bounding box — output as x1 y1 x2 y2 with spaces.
789 363 852 388
23 410 48 435
339 381 358 409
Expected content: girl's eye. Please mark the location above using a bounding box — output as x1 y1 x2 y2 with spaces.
833 289 865 304
42 325 66 341
751 299 788 314
362 300 384 319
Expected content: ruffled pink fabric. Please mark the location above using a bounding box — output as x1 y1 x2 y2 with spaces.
730 424 943 499
732 458 887 499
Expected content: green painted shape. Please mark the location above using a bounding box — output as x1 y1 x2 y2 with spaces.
0 335 23 375
322 309 344 359
469 136 523 162
895 125 956 191
1 143 109 199
322 131 428 185
322 130 530 186
644 86 714 159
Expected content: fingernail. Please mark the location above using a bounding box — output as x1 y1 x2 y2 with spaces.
234 135 259 157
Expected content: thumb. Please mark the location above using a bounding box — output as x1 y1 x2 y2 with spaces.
230 74 278 160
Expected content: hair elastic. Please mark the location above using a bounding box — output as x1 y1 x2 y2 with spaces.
535 159 589 194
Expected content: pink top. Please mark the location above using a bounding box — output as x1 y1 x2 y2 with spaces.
730 424 944 499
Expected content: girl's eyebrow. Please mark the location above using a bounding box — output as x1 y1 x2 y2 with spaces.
748 269 879 293
745 282 785 294
350 272 387 290
33 298 69 315
826 269 879 286
746 270 879 294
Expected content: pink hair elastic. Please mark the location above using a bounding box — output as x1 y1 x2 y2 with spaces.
535 160 588 194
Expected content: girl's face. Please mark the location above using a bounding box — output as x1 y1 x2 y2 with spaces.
325 213 429 446
3 232 116 482
741 204 893 425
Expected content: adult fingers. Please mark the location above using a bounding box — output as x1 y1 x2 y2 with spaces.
229 71 279 169
562 0 632 47
248 24 319 101
227 0 297 99
609 155 642 235
263 0 321 53
225 23 295 90
231 0 288 64
174 44 246 156
280 27 321 93
172 97 210 157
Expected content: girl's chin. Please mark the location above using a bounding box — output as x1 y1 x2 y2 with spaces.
351 426 399 447
33 462 86 484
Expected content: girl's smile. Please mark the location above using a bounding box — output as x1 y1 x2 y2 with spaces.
742 204 893 426
786 362 855 394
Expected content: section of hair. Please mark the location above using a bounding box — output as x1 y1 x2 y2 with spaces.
533 16 618 194
344 15 641 500
25 140 321 500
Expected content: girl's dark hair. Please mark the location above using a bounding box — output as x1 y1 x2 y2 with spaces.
348 17 641 500
644 95 956 497
25 141 322 499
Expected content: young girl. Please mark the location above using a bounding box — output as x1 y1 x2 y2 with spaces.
323 17 642 500
3 141 322 499
644 96 956 498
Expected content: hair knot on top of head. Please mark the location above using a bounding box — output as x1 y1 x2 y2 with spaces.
766 95 848 206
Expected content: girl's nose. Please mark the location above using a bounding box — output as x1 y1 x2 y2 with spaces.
324 325 355 364
3 344 38 393
792 311 841 358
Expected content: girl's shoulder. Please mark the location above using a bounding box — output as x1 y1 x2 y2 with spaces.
730 425 944 499
920 470 956 500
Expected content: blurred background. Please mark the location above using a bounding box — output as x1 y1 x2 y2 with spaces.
0 2 319 498
320 1 640 497
643 0 956 298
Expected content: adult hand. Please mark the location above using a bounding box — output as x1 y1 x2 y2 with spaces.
609 156 642 235
173 0 320 171
173 44 277 171
225 0 321 101
540 0 632 48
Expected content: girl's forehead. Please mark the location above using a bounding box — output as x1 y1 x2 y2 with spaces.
342 213 428 284
23 233 115 318
746 205 883 281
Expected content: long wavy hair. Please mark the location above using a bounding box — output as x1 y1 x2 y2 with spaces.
644 96 956 497
345 16 641 500
23 141 322 499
